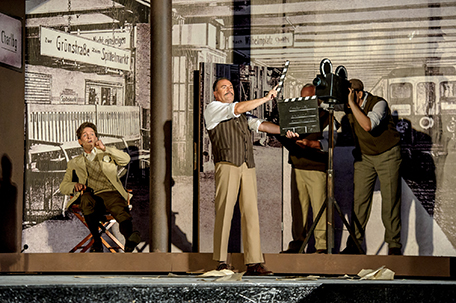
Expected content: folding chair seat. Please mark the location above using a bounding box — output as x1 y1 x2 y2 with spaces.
69 190 132 253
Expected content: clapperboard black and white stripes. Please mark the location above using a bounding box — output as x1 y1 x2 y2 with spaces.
277 95 320 136
275 60 289 95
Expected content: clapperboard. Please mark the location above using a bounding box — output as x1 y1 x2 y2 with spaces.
276 60 289 94
277 95 320 136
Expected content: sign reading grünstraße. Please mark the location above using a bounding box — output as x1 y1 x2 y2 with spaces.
40 27 131 71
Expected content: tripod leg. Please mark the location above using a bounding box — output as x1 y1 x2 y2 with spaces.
333 200 365 254
351 212 365 240
298 198 327 253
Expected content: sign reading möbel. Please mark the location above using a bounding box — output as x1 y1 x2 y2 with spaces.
40 27 131 71
0 12 22 69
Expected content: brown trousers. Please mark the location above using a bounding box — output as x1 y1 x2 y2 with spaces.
80 190 131 223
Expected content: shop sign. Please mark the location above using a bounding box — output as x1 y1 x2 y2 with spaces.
60 88 78 103
0 12 22 70
228 33 293 49
40 27 131 71
78 29 130 49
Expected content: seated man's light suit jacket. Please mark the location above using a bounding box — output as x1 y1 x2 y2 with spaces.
59 146 131 210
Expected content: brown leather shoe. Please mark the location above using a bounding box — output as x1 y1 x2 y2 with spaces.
244 263 273 276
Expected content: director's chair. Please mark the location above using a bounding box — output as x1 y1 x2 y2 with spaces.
69 189 133 253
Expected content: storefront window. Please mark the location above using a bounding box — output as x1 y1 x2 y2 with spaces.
85 80 123 105
88 87 97 105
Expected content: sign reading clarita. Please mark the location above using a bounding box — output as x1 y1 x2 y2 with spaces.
40 27 131 71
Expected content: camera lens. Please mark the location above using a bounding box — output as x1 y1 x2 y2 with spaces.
313 77 323 87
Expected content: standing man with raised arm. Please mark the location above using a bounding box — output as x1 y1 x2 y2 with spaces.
204 78 280 275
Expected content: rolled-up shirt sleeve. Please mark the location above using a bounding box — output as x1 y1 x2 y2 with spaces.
204 101 240 130
247 115 265 133
367 100 387 130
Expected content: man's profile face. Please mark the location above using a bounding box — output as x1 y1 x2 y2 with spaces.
213 79 234 103
78 127 98 152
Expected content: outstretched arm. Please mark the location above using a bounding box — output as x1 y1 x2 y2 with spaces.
295 139 322 150
234 86 278 115
258 121 280 134
285 130 322 150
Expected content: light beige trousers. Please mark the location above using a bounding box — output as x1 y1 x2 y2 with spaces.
213 162 264 265
291 168 327 250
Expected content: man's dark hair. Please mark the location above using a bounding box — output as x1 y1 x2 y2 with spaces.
76 122 98 139
349 79 364 92
213 77 230 92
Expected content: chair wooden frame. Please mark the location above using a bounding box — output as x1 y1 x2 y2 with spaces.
69 204 125 253
69 189 132 253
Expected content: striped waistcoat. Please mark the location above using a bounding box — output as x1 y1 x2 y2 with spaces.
207 114 255 168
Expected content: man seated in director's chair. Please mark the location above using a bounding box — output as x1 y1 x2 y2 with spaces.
59 122 141 253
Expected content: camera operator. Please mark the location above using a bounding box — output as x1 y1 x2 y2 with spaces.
341 79 402 255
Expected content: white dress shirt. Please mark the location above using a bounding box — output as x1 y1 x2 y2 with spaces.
359 92 387 130
204 100 265 132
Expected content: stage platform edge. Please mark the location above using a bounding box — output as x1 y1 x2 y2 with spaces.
0 253 454 278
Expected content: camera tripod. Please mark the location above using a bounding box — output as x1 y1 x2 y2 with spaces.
298 103 364 254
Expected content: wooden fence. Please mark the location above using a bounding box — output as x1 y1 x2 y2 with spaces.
27 104 141 143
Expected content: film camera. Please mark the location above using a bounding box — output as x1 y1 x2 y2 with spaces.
313 58 350 104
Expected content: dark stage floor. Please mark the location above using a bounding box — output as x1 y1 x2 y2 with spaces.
1 273 456 303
